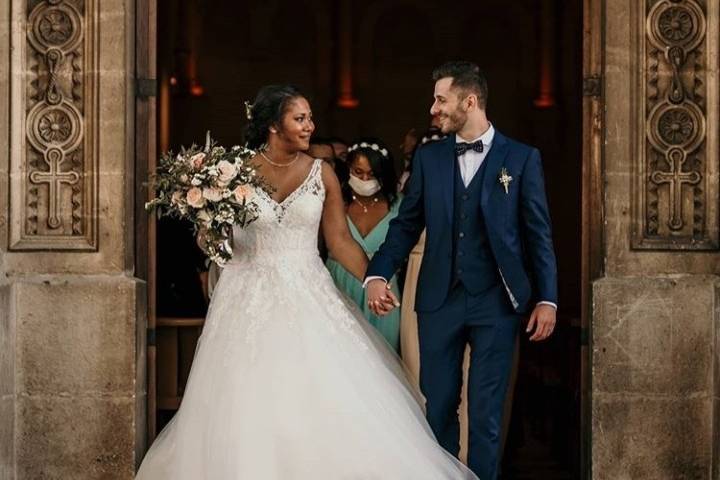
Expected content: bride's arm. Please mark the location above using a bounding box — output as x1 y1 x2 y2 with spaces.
320 162 368 281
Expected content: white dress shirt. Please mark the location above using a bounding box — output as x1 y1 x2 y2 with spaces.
456 124 495 187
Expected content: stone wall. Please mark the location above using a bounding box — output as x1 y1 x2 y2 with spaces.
0 1 145 479
594 0 720 478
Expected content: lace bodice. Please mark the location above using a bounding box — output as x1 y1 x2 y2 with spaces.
228 159 325 265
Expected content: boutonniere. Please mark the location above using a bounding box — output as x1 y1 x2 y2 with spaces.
498 167 513 194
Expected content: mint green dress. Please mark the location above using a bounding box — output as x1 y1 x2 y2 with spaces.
325 199 402 351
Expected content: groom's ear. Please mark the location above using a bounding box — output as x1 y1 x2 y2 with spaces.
464 93 478 111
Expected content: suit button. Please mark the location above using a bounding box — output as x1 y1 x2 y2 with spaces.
462 194 469 200
460 213 467 219
458 251 464 256
457 269 463 274
459 232 465 238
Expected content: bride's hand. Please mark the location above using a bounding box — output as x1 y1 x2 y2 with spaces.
366 279 400 316
196 228 209 253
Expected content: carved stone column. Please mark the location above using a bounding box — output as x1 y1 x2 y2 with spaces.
0 1 145 479
593 1 720 478
633 0 718 249
10 0 99 249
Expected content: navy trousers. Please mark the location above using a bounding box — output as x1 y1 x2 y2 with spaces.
417 283 520 480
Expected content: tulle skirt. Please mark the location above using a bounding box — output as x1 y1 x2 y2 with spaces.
136 254 476 479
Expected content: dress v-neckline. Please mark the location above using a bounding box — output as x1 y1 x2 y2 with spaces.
259 159 320 207
347 208 393 242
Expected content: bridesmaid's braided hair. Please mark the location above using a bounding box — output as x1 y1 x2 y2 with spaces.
244 84 304 149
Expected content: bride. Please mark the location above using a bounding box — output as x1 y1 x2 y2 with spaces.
136 84 477 479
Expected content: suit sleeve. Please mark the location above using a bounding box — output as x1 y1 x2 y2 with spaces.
365 148 426 281
520 148 558 305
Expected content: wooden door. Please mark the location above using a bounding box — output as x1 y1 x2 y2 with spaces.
135 0 158 443
581 0 604 477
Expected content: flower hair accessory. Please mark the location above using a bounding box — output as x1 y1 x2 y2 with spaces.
244 101 253 120
348 142 389 158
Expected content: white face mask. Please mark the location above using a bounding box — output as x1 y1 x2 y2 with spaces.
348 174 381 197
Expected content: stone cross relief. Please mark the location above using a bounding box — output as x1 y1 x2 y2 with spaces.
650 149 700 231
29 150 79 229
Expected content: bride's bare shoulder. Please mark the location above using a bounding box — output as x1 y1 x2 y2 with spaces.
317 160 340 186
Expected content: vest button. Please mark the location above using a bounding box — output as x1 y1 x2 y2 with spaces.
457 268 463 274
458 251 464 256
460 213 467 219
462 194 469 200
459 232 465 238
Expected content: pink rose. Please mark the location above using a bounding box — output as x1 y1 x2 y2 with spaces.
233 184 254 202
217 160 237 183
189 152 206 170
186 187 206 208
202 187 223 202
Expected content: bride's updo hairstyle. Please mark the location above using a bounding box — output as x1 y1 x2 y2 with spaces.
244 84 304 149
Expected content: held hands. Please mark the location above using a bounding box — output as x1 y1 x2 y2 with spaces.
526 304 556 341
366 279 400 316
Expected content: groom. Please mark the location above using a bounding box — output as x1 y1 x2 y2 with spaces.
365 61 557 479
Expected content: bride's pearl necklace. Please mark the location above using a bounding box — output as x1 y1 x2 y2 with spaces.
260 149 299 168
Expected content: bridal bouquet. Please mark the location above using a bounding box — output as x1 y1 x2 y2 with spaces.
145 135 265 265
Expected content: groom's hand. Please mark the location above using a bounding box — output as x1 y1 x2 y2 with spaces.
366 279 400 316
526 304 556 341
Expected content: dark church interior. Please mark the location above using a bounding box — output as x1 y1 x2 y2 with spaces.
152 1 583 478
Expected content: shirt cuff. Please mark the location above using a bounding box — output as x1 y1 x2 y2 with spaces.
362 276 387 288
537 301 557 310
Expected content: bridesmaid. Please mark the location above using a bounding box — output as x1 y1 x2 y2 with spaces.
325 138 402 351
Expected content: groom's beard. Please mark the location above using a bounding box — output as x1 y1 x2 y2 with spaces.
439 109 468 135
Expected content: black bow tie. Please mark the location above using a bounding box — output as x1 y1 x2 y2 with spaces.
455 141 484 156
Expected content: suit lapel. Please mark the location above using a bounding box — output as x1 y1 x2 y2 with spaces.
441 136 456 223
481 131 509 206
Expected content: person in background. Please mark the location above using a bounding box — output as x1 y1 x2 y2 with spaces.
325 138 402 351
397 128 418 193
307 137 337 166
398 120 446 402
397 117 445 193
327 136 349 163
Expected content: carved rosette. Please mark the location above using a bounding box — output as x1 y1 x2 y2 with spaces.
634 0 717 249
10 0 98 250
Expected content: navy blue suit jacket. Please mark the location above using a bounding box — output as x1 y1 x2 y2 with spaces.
366 131 557 314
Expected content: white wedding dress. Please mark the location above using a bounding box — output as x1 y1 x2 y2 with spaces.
136 159 477 479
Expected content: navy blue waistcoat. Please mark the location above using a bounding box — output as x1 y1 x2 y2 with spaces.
451 158 501 294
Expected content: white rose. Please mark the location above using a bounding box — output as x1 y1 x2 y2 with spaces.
197 209 213 227
171 191 184 205
217 160 237 183
203 187 223 202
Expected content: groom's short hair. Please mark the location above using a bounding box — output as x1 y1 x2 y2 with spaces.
432 61 488 109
